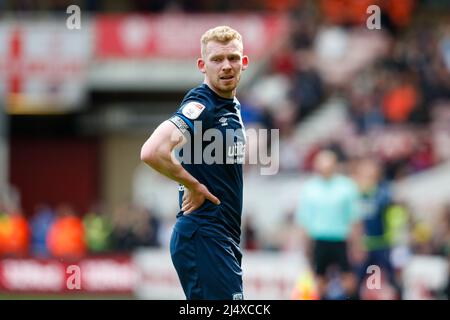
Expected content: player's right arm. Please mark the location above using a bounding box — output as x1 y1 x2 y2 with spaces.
140 120 220 213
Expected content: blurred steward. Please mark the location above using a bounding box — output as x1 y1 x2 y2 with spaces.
47 204 86 259
83 206 113 254
0 208 30 258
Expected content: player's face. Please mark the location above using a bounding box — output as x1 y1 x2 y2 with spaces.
198 39 248 99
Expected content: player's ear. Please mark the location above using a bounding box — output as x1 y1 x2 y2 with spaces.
197 58 206 73
242 55 249 71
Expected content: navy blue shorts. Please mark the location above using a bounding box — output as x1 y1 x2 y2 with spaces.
170 223 243 300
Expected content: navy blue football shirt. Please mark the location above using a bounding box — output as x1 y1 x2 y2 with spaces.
360 182 392 237
168 83 246 244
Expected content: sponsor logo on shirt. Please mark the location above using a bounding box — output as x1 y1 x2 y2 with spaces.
182 102 205 120
219 117 228 126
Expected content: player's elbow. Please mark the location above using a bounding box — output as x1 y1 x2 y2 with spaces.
140 142 158 166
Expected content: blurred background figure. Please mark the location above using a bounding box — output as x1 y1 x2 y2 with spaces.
83 204 113 254
29 204 55 257
296 149 361 299
242 214 260 251
352 157 406 299
110 203 161 252
46 204 86 260
0 207 30 258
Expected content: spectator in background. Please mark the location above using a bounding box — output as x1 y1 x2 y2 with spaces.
110 203 161 252
111 204 140 252
296 149 361 299
83 206 113 254
132 206 161 248
353 158 400 299
0 200 10 256
409 129 436 173
242 215 259 251
434 204 450 257
290 50 324 122
29 204 55 257
0 208 30 258
381 74 420 124
47 204 86 260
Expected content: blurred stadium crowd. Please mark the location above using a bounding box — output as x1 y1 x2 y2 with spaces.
0 200 162 258
1 0 450 299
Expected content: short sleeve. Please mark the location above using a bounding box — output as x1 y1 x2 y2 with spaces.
169 100 213 136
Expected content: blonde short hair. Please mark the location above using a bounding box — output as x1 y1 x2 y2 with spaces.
200 26 243 57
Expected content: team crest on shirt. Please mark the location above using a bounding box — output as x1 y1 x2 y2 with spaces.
182 102 205 120
232 292 243 300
